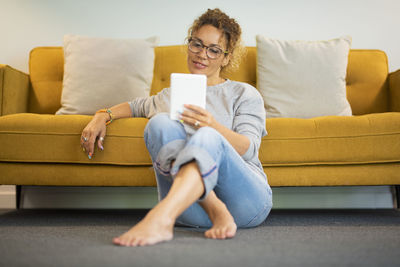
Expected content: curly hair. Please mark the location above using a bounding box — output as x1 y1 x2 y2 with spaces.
187 8 246 74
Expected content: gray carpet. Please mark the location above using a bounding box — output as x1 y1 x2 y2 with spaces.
0 208 399 267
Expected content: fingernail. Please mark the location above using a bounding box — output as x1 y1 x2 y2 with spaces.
82 147 86 152
88 153 92 159
100 145 104 151
180 119 184 123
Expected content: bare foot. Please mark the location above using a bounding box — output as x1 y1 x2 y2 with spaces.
112 207 174 247
204 204 237 240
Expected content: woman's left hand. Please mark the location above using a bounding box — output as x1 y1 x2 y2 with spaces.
180 104 217 129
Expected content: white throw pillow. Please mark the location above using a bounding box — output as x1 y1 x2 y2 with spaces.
256 35 352 118
56 35 158 115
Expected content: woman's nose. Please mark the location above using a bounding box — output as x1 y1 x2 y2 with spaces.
198 47 208 59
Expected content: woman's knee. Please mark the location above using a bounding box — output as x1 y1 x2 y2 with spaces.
145 113 170 133
196 126 219 136
144 113 187 160
144 113 182 142
191 127 224 146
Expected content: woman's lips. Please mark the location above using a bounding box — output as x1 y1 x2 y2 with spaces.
193 61 207 69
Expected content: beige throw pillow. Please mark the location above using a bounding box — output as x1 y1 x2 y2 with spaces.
256 35 352 118
56 35 158 115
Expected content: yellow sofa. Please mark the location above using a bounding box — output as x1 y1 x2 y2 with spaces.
1 46 400 207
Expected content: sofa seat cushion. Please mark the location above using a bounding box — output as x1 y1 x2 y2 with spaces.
1 113 400 168
0 113 152 165
260 112 400 166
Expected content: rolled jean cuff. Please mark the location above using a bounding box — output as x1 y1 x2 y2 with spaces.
170 145 218 201
154 139 186 176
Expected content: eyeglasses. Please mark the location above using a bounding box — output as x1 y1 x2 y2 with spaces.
188 38 228 59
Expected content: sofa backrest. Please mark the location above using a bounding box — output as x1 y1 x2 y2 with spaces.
29 46 389 115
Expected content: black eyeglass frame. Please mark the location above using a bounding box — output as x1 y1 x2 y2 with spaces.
188 37 229 59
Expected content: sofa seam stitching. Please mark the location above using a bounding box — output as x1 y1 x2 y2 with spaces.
263 159 400 166
1 131 400 139
0 132 144 138
263 132 400 140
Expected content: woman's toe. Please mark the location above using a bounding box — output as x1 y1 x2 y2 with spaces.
221 229 227 239
226 226 236 238
216 229 222 239
205 229 211 238
132 237 142 247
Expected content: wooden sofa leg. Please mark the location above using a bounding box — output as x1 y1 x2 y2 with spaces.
16 185 22 209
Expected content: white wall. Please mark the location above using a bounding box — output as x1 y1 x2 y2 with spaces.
1 0 399 73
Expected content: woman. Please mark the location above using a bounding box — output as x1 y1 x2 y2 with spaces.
80 8 272 247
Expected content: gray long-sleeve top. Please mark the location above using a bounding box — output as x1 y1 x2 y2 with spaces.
128 79 267 180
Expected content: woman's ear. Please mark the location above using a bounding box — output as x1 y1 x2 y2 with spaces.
222 53 231 68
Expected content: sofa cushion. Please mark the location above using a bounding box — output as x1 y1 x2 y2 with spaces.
346 50 390 115
260 112 400 166
0 113 152 165
1 113 399 167
0 163 157 187
29 47 64 114
56 35 158 115
256 35 352 118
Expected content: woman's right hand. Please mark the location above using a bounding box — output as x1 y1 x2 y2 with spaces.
80 113 109 159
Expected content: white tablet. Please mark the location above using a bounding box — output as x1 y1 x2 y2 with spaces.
169 73 207 120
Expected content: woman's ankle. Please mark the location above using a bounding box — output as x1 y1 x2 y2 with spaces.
199 191 231 221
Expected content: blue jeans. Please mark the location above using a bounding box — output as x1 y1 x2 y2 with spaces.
143 113 272 228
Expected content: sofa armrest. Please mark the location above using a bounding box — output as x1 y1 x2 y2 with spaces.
389 69 400 112
0 64 30 116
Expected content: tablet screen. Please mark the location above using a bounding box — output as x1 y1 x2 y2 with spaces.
169 73 207 120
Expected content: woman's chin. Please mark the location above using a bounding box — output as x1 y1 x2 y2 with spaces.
189 68 207 76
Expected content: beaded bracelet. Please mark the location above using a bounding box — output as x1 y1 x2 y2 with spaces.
96 108 114 125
